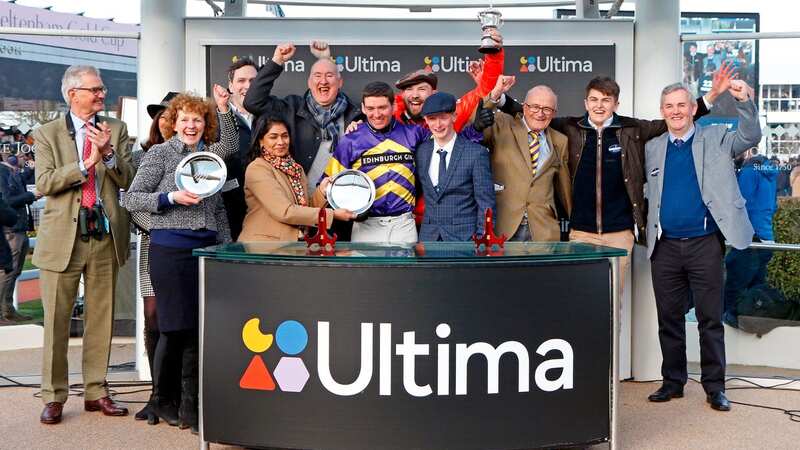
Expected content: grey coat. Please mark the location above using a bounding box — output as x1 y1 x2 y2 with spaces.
644 98 760 257
122 111 239 243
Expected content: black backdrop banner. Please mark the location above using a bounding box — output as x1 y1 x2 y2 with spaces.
202 259 612 450
206 44 615 116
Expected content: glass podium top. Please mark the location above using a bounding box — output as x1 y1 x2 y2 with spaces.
194 241 627 265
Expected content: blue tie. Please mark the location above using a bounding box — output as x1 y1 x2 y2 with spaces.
437 149 447 191
674 138 684 147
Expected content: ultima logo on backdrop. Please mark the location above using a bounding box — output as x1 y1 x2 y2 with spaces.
422 55 481 73
519 55 594 73
239 316 575 397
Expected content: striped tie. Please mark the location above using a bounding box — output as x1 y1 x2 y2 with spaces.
529 131 540 177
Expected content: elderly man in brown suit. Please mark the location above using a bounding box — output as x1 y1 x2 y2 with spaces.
478 76 571 241
33 65 133 424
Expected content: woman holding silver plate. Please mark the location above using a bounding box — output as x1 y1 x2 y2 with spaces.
121 88 237 433
238 115 355 242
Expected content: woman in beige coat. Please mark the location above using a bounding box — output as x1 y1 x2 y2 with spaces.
239 116 354 241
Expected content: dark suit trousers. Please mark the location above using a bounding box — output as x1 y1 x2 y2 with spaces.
650 233 726 394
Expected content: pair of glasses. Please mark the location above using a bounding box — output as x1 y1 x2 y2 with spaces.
523 103 556 115
73 86 108 95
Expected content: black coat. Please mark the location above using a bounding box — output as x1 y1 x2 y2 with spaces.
243 60 362 172
0 193 18 272
0 164 34 233
221 112 252 241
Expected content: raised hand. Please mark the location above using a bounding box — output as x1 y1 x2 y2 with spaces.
86 121 112 155
490 75 516 101
310 40 331 60
272 43 296 65
467 60 484 86
212 83 230 113
487 28 504 48
729 79 753 102
707 60 737 103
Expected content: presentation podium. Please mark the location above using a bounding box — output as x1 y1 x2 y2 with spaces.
195 241 624 450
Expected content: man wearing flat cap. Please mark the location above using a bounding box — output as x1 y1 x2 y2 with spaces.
394 29 504 133
416 93 495 241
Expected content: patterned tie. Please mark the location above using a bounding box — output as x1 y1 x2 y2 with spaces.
436 149 447 191
81 125 97 208
674 138 684 147
529 131 540 177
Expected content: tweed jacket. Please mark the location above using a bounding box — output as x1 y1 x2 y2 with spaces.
482 102 571 241
417 135 496 241
644 98 760 258
127 110 238 233
501 96 711 243
32 115 133 271
238 157 332 242
121 131 237 243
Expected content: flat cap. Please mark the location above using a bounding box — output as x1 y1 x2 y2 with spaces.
421 92 457 117
395 69 438 90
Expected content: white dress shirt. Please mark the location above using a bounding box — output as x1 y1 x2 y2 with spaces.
428 133 457 187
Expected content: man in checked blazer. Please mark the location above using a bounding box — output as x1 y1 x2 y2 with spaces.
33 65 133 424
417 92 495 241
644 80 759 412
479 77 571 241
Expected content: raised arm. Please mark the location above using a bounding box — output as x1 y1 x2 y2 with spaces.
207 89 239 161
243 43 296 117
723 81 761 157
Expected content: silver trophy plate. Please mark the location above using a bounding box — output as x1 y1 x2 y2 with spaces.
326 169 376 215
174 151 227 198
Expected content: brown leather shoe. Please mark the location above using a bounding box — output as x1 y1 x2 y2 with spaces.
40 402 63 424
84 396 129 416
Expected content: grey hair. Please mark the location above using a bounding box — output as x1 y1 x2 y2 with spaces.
660 82 696 106
310 58 341 80
61 65 102 104
526 85 559 109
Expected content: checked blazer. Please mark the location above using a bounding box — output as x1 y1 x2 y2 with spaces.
417 134 496 241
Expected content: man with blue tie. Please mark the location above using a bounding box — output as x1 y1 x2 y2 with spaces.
417 92 495 241
644 80 759 412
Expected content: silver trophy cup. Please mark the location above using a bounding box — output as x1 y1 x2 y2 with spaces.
478 8 503 54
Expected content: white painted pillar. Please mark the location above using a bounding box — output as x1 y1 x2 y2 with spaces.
135 0 185 381
631 0 680 382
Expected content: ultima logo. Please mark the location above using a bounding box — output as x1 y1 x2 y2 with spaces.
423 55 478 73
239 318 574 396
519 55 593 73
334 55 401 73
230 55 306 73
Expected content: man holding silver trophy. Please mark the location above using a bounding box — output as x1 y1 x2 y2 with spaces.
325 82 427 244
